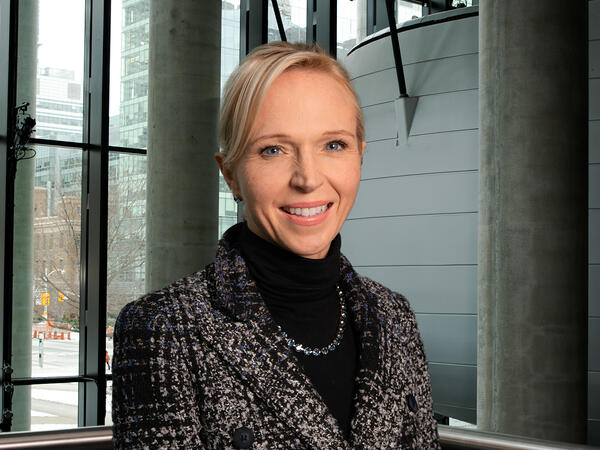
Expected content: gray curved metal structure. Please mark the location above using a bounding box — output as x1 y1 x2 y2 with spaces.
341 2 600 441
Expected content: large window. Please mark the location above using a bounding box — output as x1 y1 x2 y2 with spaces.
6 0 86 433
1 0 241 434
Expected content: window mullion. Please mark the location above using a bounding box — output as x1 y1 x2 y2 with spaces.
240 0 268 59
306 0 337 57
0 0 18 432
79 0 110 428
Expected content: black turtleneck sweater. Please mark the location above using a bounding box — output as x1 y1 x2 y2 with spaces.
239 224 358 438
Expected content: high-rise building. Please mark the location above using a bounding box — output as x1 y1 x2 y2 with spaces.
35 67 83 200
120 0 149 149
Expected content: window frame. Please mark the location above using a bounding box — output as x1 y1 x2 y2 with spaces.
0 0 148 432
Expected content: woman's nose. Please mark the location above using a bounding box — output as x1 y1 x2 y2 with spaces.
290 153 324 193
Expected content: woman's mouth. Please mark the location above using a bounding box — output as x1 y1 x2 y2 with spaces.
280 202 333 225
282 204 330 217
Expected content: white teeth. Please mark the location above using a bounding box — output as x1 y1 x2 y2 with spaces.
285 205 329 217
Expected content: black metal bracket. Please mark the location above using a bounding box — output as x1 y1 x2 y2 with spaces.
271 0 286 41
385 0 408 97
10 103 36 163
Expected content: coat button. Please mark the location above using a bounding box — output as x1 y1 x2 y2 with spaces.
406 393 419 413
232 426 254 449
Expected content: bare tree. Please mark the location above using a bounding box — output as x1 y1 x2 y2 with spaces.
33 158 146 322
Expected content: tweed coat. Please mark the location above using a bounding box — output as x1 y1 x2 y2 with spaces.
112 225 440 449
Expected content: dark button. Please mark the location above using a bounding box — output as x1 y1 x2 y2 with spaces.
232 426 254 449
406 393 419 413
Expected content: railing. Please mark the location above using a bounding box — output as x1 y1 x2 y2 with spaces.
0 425 598 449
0 426 111 449
438 426 598 450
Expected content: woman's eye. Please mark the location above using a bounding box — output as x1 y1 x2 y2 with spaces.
325 141 346 151
261 146 281 156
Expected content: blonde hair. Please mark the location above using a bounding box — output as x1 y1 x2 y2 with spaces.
218 41 364 168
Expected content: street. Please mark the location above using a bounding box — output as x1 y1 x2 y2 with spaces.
29 332 113 430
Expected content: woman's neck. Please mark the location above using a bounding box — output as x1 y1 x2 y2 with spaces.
238 222 341 304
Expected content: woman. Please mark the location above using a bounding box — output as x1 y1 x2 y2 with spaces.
112 42 440 449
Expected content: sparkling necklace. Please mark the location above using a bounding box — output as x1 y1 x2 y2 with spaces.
276 285 346 357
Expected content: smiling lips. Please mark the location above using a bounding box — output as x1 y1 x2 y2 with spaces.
281 202 332 225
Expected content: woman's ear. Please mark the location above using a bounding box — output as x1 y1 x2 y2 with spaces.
215 152 239 196
360 141 366 164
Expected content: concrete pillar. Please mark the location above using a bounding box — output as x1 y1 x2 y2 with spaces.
146 1 221 292
356 0 368 42
478 0 588 443
11 0 38 432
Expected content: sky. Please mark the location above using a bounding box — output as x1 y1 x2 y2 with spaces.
37 0 122 116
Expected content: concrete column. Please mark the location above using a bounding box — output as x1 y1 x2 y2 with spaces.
146 1 221 292
356 0 368 42
11 0 38 432
478 0 588 443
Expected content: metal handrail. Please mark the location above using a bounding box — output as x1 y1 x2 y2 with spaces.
0 426 112 449
438 425 599 449
0 425 597 449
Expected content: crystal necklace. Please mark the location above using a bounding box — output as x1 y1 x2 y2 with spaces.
276 284 346 357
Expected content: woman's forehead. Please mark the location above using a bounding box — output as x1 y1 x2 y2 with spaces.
271 67 350 96
250 90 357 144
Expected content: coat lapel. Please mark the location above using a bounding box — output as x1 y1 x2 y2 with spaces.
198 229 348 448
196 225 400 448
340 255 403 448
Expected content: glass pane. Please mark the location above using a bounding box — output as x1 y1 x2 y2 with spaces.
222 0 241 91
397 0 423 24
106 152 147 374
268 0 306 43
36 0 85 143
14 383 78 432
219 0 241 237
219 176 238 237
451 0 472 7
110 0 150 149
337 0 366 63
105 379 113 426
32 146 83 379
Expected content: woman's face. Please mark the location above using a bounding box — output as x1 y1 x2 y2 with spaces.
218 69 365 259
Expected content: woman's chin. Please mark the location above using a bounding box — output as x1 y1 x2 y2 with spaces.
281 238 333 259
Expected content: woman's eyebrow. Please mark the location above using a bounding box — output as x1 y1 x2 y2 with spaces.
250 130 354 145
321 130 355 138
250 133 291 145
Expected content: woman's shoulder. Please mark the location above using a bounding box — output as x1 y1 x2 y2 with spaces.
353 272 416 319
115 263 217 333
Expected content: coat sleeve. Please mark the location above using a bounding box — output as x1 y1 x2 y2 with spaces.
112 297 204 449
